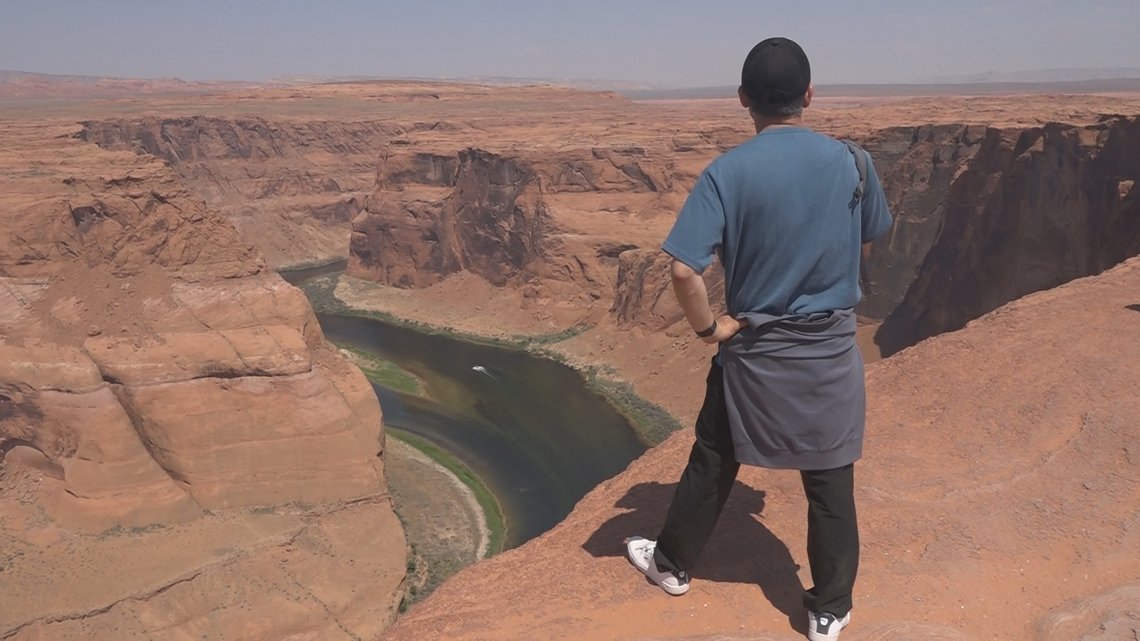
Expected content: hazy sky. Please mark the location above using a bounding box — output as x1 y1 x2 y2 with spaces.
2 0 1138 86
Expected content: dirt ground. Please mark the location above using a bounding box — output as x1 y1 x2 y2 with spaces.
384 434 488 604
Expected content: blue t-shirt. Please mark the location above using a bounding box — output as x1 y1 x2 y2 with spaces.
663 126 892 316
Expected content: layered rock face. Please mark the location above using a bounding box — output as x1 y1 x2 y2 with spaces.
348 143 685 307
55 88 1140 640
868 117 1140 353
76 93 1140 357
347 116 1140 357
79 117 397 268
350 149 546 288
0 122 406 640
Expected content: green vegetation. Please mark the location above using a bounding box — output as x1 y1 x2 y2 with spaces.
296 271 590 350
298 271 683 452
307 280 680 444
276 257 348 272
333 305 590 353
295 275 350 313
388 428 507 558
584 374 683 446
334 343 423 396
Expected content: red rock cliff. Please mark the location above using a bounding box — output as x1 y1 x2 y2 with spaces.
868 117 1140 353
76 100 1140 357
1 121 407 641
79 117 398 269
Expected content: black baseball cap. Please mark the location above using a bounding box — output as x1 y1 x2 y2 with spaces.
741 37 811 106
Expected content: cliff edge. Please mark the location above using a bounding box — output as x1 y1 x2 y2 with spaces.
0 121 407 641
381 256 1140 640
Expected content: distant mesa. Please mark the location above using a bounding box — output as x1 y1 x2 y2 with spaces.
11 66 1140 102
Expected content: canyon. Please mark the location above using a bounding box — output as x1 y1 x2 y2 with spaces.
74 88 1140 366
2 81 1138 640
0 115 405 640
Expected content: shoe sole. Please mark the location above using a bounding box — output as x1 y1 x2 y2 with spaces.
624 538 689 596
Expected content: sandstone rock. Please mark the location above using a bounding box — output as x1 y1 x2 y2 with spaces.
350 148 548 288
612 249 727 330
79 117 399 269
872 117 1140 354
0 118 406 639
1036 583 1140 641
40 84 1140 641
337 102 1140 363
380 256 1140 641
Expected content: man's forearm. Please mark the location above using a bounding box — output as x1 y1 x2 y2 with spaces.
670 260 715 332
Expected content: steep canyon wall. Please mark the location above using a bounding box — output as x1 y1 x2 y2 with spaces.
0 122 406 641
869 117 1140 353
79 117 399 268
338 116 1140 354
57 89 1140 641
82 111 1140 353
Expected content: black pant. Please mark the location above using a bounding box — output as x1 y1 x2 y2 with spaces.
653 360 859 617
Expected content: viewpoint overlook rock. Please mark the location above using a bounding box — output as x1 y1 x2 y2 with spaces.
2 82 1139 641
382 256 1140 640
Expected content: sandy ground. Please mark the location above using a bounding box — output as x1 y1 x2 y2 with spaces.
386 435 490 586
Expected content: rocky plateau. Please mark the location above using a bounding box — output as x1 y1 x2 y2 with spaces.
2 81 1138 640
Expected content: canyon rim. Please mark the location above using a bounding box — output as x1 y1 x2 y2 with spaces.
2 79 1139 640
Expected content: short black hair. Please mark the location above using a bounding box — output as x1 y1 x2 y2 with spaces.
749 96 805 119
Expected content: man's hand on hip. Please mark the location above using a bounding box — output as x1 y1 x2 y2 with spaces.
702 314 745 344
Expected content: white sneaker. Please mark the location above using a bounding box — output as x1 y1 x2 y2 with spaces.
807 610 851 641
625 536 690 596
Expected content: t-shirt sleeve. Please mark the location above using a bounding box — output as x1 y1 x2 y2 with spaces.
661 169 725 273
860 151 893 243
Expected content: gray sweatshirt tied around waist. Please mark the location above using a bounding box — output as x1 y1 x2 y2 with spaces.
720 307 865 470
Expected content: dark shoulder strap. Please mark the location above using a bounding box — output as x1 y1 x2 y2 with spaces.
843 140 868 203
843 140 876 295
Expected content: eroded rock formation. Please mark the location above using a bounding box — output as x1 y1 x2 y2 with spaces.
58 87 1140 641
346 141 690 309
78 117 398 269
350 149 547 288
0 122 406 640
77 94 1140 358
343 114 1140 357
869 117 1140 353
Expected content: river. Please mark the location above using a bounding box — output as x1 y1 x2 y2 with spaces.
287 275 648 548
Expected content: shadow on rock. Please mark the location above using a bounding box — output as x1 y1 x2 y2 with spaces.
1126 303 1140 313
582 481 806 633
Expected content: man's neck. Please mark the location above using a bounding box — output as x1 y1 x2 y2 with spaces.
750 112 804 134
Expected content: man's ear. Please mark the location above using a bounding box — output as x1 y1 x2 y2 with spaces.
803 83 814 109
738 86 751 109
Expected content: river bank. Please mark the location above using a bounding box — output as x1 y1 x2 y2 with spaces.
318 311 648 547
385 433 490 608
287 268 660 602
338 343 506 604
285 269 502 604
327 274 682 445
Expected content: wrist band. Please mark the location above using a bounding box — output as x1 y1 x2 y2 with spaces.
695 319 718 338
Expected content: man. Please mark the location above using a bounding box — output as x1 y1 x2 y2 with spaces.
625 37 892 641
